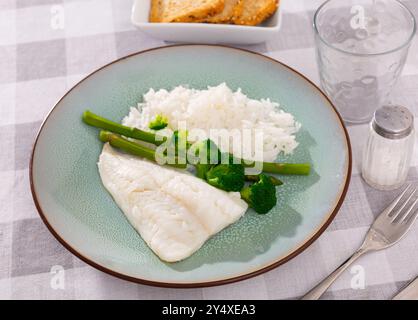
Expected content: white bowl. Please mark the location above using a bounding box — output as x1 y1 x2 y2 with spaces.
131 0 283 45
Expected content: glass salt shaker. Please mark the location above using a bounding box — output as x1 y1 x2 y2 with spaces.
362 105 415 190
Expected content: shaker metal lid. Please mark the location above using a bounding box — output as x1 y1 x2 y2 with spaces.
372 105 414 139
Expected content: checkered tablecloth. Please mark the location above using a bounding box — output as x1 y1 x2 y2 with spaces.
1 0 418 300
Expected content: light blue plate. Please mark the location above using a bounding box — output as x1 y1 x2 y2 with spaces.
30 45 351 287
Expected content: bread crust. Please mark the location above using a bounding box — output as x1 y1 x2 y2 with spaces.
204 0 244 24
149 0 225 23
233 0 278 26
149 0 162 22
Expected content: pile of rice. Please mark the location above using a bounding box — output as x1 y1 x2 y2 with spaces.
123 83 300 162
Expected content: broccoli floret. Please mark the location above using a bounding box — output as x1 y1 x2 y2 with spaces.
195 163 214 179
240 174 277 214
148 114 168 130
192 140 245 192
205 164 245 192
192 139 223 181
192 139 222 164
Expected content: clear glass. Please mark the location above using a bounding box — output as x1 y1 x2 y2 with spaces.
362 125 415 190
314 0 416 123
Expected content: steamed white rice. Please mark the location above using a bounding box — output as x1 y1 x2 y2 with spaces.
122 83 300 162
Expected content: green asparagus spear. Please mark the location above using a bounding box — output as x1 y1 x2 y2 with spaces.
245 175 283 186
259 162 310 176
83 110 165 145
99 131 186 169
84 111 310 175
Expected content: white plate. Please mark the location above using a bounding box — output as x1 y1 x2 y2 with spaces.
131 0 283 45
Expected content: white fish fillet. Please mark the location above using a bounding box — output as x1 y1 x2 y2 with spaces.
98 143 248 262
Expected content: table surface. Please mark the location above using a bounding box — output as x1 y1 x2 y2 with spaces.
1 0 418 300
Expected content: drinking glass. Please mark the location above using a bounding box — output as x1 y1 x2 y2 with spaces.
314 0 416 123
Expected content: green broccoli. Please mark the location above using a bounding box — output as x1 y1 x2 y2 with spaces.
205 164 245 192
191 139 222 164
240 174 278 214
148 114 168 130
188 139 219 180
195 163 214 179
190 140 245 191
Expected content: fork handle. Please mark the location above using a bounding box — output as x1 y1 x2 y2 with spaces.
301 248 368 300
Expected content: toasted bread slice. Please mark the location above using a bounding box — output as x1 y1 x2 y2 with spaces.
233 0 278 26
150 0 225 23
205 0 244 23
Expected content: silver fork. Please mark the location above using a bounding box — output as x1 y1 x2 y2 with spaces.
302 184 418 300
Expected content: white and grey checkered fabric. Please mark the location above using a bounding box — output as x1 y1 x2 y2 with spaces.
1 0 418 300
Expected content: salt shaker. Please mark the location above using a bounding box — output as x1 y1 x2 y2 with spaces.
362 105 415 190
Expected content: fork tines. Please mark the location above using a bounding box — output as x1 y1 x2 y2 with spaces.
388 185 418 224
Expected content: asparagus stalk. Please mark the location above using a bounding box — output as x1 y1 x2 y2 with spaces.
83 110 165 145
85 111 310 175
260 162 311 176
99 131 187 169
246 175 283 186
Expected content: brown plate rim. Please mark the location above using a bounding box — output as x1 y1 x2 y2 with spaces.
30 44 352 289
